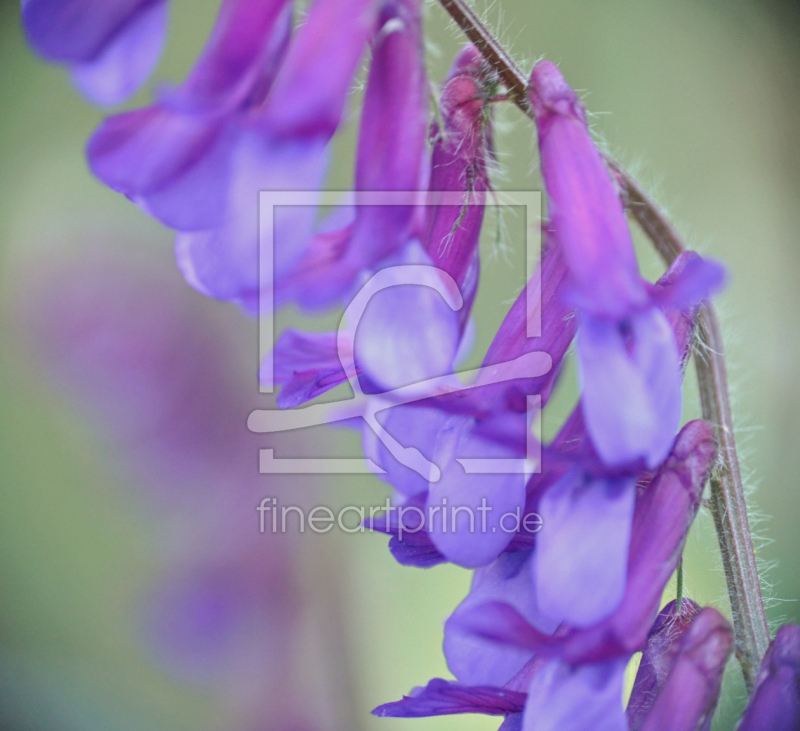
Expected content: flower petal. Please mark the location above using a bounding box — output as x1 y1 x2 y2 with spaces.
577 307 681 469
738 624 800 731
528 60 646 319
175 133 328 311
444 552 551 686
522 659 628 731
535 472 636 627
265 329 350 409
373 677 526 718
427 417 527 568
71 0 168 106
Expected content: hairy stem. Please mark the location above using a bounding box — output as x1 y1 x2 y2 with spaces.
436 0 770 690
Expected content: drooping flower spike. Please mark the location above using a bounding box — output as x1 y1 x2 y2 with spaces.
20 2 764 727
22 0 169 105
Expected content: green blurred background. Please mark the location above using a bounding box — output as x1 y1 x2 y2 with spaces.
1 0 799 729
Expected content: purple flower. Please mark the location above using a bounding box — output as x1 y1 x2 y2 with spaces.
276 0 430 310
270 43 494 402
738 624 800 731
176 0 380 311
374 677 527 718
22 0 169 105
529 60 725 470
633 606 732 731
449 418 716 664
87 0 293 232
365 236 571 568
369 251 702 589
626 599 701 729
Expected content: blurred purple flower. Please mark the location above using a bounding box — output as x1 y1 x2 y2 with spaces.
20 246 312 728
22 0 169 105
176 0 379 311
87 0 293 231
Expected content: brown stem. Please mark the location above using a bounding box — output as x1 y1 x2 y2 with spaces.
436 0 770 690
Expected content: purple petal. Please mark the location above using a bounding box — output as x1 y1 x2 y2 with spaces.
455 420 715 665
638 608 732 731
522 659 628 731
427 417 527 568
424 66 490 320
353 245 462 392
70 0 167 106
175 132 328 311
446 44 485 80
388 531 447 568
649 251 727 313
739 624 800 731
626 599 701 729
500 713 524 731
340 0 429 279
577 306 681 469
373 678 526 718
528 61 647 319
444 552 556 686
23 0 166 104
265 329 349 409
165 0 292 113
137 123 238 230
273 221 357 311
87 105 230 223
452 601 559 655
86 0 291 228
535 472 636 627
259 0 378 139
475 236 574 413
370 405 450 496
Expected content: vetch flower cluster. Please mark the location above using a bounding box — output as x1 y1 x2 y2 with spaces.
21 0 800 728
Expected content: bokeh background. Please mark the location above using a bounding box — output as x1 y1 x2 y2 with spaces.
1 0 799 729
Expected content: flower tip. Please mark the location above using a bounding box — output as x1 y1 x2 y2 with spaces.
447 43 484 81
528 60 582 121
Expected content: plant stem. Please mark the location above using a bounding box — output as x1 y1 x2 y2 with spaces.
436 0 770 690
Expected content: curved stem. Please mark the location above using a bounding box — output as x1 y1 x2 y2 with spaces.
436 0 770 690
